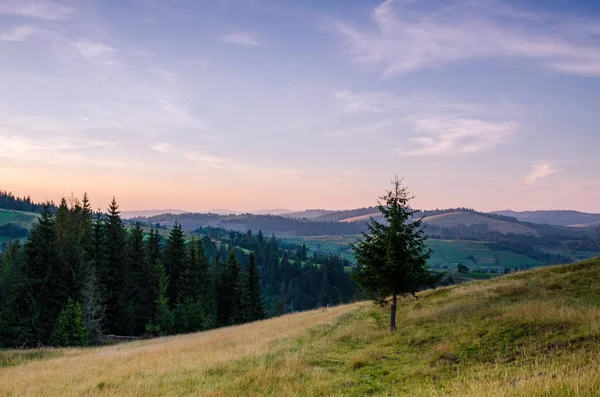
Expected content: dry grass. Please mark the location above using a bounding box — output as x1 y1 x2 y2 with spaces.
0 304 363 396
3 258 600 396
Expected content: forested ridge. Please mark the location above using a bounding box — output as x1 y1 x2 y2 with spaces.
0 190 56 213
0 195 358 348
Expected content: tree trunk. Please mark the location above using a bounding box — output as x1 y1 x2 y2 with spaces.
390 292 397 331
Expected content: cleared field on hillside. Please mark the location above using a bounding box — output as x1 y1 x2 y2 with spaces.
3 259 600 396
427 239 544 270
422 211 539 236
282 235 360 262
0 209 38 228
285 236 550 270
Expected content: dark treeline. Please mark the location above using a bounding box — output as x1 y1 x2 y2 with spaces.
195 226 358 314
134 212 368 236
0 195 359 348
0 190 56 213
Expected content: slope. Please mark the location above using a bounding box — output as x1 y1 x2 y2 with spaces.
493 210 600 227
423 211 539 236
3 257 600 396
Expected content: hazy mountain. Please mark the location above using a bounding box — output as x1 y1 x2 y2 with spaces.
284 209 334 219
121 209 188 219
250 208 294 215
492 210 600 227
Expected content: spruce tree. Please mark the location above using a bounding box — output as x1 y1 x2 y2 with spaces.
163 223 186 305
21 204 62 345
230 264 247 325
50 298 87 347
100 198 129 335
216 250 240 325
246 252 265 321
0 240 26 346
150 259 174 336
127 223 148 334
81 264 104 345
352 177 432 331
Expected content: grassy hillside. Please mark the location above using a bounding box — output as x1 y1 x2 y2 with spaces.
0 209 38 228
2 258 600 396
423 211 538 236
283 236 588 272
493 210 600 227
0 209 38 247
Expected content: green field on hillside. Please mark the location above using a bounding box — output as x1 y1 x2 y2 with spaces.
284 236 562 271
0 209 39 228
3 258 600 396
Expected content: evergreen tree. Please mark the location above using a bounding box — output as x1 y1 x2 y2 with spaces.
150 259 174 336
147 228 162 266
216 250 244 325
127 223 148 334
173 238 207 332
230 264 247 325
0 240 26 346
352 177 432 331
81 264 104 345
163 223 186 305
100 198 130 335
50 298 87 347
20 204 62 345
246 252 265 321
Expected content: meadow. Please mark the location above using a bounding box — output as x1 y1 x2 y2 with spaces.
284 236 561 272
2 257 600 396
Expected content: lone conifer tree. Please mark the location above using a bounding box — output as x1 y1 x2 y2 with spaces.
352 177 432 331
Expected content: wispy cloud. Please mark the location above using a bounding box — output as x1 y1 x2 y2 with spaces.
0 25 37 42
75 40 117 65
0 0 73 21
184 151 301 179
399 118 518 156
0 134 119 167
333 90 395 113
152 68 179 83
331 0 600 77
218 32 260 47
156 99 202 129
150 142 174 154
524 162 558 184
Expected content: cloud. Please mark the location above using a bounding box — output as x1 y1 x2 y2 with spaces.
0 134 120 167
399 118 518 155
150 142 174 154
326 120 395 139
152 69 179 83
75 40 117 65
218 32 260 47
333 90 394 113
0 0 73 20
331 0 600 77
0 25 37 42
156 99 202 129
524 162 558 184
184 151 301 179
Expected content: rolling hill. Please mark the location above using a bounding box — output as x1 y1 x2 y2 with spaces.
492 210 600 227
3 258 600 396
422 211 539 236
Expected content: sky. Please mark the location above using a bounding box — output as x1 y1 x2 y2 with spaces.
1 0 599 213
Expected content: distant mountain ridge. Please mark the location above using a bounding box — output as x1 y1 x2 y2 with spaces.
121 209 189 219
492 210 600 227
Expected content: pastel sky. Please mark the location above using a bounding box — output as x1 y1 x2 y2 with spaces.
1 0 599 212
